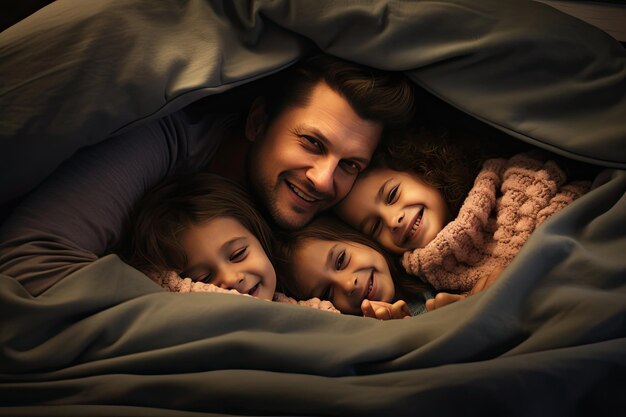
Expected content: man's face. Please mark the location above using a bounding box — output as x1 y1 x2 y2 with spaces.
247 82 383 229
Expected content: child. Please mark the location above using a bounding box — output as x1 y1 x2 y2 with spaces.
124 172 338 312
335 129 591 293
276 215 435 319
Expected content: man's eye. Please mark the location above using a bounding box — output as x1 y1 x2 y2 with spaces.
386 185 399 204
340 160 360 175
230 247 248 262
335 250 346 270
301 136 323 153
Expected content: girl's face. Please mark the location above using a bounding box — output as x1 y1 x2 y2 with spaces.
336 168 450 254
179 216 276 301
291 238 395 315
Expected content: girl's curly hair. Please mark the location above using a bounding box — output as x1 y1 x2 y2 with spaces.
375 126 485 216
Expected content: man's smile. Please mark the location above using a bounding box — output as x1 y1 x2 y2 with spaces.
286 180 319 203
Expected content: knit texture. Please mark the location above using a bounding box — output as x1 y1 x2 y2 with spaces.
154 270 340 313
402 152 590 292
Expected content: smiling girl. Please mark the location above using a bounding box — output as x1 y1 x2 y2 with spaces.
276 216 434 319
125 173 277 299
124 173 337 312
335 128 590 294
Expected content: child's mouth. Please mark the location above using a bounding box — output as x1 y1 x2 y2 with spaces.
403 206 424 244
247 282 260 296
365 269 375 300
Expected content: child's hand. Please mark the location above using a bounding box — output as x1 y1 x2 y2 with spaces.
425 292 467 311
425 265 505 311
361 299 411 320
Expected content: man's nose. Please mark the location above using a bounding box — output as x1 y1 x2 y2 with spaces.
306 157 336 195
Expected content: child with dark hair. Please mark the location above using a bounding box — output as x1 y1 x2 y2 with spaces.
335 128 591 295
124 173 338 312
276 215 434 320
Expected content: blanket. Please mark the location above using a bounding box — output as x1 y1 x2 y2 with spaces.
403 152 591 292
1 1 625 416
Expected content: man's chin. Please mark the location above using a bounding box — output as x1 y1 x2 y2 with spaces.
272 208 317 230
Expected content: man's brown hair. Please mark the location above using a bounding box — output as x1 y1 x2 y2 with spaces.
262 54 415 131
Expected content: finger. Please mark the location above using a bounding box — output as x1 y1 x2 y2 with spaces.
375 306 392 320
361 299 376 318
425 298 436 312
434 292 465 308
391 300 410 319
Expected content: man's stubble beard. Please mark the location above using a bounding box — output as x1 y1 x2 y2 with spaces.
247 149 321 230
255 172 317 230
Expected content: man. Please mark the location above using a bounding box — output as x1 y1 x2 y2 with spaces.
209 54 415 229
0 54 415 296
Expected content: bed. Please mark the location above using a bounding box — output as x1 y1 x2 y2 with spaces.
1 1 625 416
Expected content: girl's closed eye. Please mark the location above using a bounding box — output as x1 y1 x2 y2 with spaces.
229 246 248 262
197 271 213 283
181 269 213 283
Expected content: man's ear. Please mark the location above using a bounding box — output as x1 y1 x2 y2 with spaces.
245 97 267 142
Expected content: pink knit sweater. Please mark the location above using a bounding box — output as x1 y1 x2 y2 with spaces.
153 270 340 313
402 152 590 292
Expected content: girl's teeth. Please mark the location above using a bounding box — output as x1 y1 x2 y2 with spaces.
412 210 424 233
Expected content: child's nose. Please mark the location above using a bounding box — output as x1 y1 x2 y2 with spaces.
216 270 245 291
384 210 404 231
339 274 358 297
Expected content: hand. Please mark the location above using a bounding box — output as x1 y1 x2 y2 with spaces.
425 265 506 311
425 292 467 311
468 264 504 296
361 299 411 320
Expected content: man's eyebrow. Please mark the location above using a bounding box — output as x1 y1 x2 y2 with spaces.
298 125 329 144
298 125 370 166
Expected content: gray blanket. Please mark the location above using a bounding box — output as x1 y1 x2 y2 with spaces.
1 1 625 416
